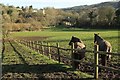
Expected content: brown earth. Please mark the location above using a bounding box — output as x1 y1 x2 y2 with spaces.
16 36 53 41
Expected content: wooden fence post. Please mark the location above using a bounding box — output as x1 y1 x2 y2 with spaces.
28 41 30 47
34 41 36 51
20 40 22 44
22 40 24 45
26 41 29 47
19 40 20 44
36 41 39 52
21 40 23 44
31 41 33 49
33 41 35 50
29 41 31 49
38 41 41 53
41 42 44 54
25 40 27 46
47 43 51 59
22 39 24 45
24 40 26 45
94 44 99 79
23 40 26 45
23 40 25 45
26 40 28 47
29 41 30 48
71 43 75 68
57 43 60 63
34 41 36 50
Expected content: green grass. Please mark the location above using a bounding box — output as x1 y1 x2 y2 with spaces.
9 28 119 64
3 28 119 78
2 39 93 79
10 28 119 52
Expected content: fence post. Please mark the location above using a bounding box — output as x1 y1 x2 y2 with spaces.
34 41 37 51
19 40 21 44
94 44 99 79
26 41 29 47
25 40 27 47
23 40 25 45
20 40 22 44
26 40 28 47
31 41 33 49
24 40 26 46
27 41 28 47
38 41 41 53
36 41 39 52
29 41 31 49
57 43 60 63
25 40 27 46
71 43 75 68
22 39 24 45
33 41 35 50
28 41 30 47
41 42 44 54
47 43 51 59
22 40 24 45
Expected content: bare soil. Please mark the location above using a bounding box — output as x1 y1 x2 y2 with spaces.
17 36 52 41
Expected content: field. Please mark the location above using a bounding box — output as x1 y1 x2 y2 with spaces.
2 38 93 79
11 28 119 52
2 28 120 79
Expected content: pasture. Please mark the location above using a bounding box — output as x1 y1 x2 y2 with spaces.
3 28 119 79
10 28 119 52
2 39 93 79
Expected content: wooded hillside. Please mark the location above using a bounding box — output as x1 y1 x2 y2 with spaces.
1 1 120 32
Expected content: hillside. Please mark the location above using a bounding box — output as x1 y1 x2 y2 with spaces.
62 1 120 11
1 1 120 32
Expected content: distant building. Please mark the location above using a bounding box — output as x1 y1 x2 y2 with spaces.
17 8 22 12
32 9 38 13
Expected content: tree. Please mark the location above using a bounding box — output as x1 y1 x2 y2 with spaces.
2 13 11 23
29 5 33 12
7 9 13 15
105 6 115 26
114 8 120 27
117 1 120 8
98 6 115 28
88 10 98 26
73 10 89 28
10 9 19 22
42 7 59 26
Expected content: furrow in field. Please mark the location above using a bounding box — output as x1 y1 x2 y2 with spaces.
2 40 23 65
10 41 53 65
2 40 93 79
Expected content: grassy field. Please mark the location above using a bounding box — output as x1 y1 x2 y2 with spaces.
10 28 119 65
10 28 119 52
2 39 93 79
3 28 119 79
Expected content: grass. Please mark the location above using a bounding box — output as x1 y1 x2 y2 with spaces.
3 28 119 79
10 28 119 52
2 39 93 79
9 28 119 66
9 28 119 65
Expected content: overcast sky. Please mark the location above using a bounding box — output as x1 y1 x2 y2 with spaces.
0 0 117 9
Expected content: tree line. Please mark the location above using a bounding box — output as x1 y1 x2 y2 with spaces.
1 3 120 32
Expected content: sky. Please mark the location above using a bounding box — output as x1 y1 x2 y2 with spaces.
0 0 118 9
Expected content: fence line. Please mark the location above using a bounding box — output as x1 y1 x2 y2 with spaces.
15 39 120 79
29 41 120 55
